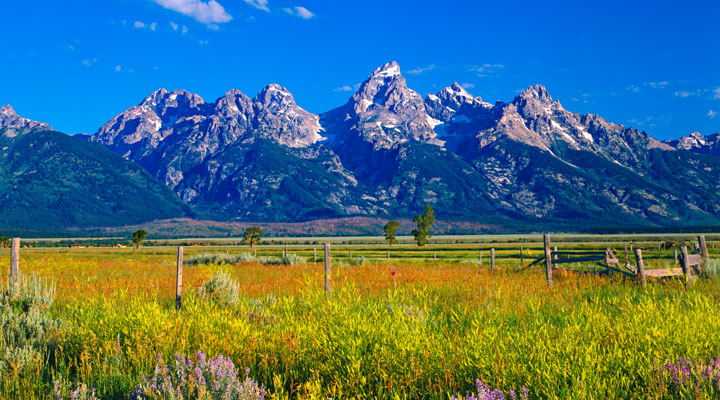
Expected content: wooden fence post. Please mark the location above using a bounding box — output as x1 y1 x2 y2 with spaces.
698 235 709 262
674 249 678 265
490 248 495 273
324 243 331 299
680 246 691 288
325 243 332 300
10 238 20 284
433 251 437 261
175 247 183 311
387 249 390 260
543 234 553 289
552 246 558 268
254 247 257 256
634 248 646 288
520 244 524 265
349 250 352 259
314 248 317 262
479 250 482 265
283 245 287 258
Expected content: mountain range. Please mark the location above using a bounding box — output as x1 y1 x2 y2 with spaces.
2 61 719 232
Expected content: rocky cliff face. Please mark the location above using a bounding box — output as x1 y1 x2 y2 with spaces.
664 131 720 156
0 104 52 136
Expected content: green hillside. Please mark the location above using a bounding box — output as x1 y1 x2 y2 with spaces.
0 129 193 230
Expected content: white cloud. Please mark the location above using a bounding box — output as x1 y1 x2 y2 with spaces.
644 81 670 89
709 110 718 119
407 64 436 75
713 88 720 99
134 21 146 28
283 6 314 19
82 58 98 67
150 22 158 31
334 85 353 92
182 25 189 34
244 0 269 11
675 90 699 98
115 65 122 72
626 85 640 93
470 63 504 78
461 83 475 89
171 22 179 30
198 40 209 45
151 0 232 24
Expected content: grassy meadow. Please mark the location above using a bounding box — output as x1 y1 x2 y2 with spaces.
1 236 720 399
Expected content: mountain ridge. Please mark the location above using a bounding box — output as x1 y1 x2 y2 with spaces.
3 61 719 230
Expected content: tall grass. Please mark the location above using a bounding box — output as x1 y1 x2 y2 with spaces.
0 248 718 399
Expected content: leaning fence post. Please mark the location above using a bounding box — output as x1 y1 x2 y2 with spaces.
490 248 495 273
698 235 709 262
175 246 183 310
543 234 553 289
680 246 691 288
10 238 20 284
634 248 646 288
324 243 331 299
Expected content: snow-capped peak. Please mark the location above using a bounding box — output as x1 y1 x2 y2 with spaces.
372 61 401 79
1 104 17 116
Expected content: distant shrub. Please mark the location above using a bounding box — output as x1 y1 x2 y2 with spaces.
130 351 265 400
198 271 240 308
0 274 63 374
702 259 720 279
185 252 304 266
256 254 305 266
351 256 369 265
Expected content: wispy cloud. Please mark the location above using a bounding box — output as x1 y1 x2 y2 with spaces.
709 110 718 119
674 90 701 98
244 0 269 11
334 83 360 92
282 6 315 19
150 22 158 31
82 58 98 67
470 64 503 78
150 0 232 25
461 83 474 89
134 21 146 28
171 22 179 30
713 88 720 99
407 64 436 75
626 84 640 93
644 81 670 89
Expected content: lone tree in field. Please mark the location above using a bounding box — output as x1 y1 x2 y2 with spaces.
383 221 399 245
411 205 435 247
0 237 9 248
131 229 147 251
243 226 263 248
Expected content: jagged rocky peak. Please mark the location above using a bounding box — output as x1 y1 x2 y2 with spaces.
214 89 254 118
251 84 324 148
512 84 563 116
424 82 492 123
664 131 720 155
350 61 424 114
0 104 52 135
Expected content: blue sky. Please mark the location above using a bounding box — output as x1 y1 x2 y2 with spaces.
1 0 718 139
